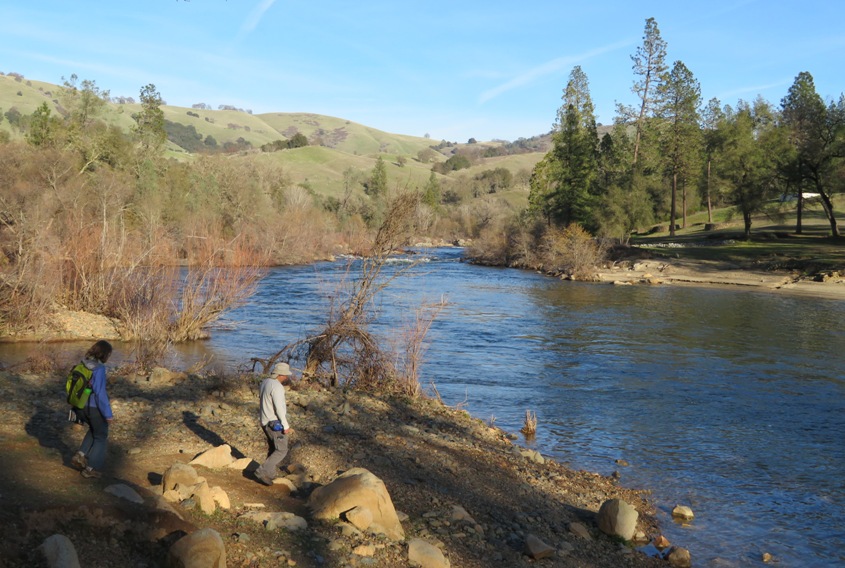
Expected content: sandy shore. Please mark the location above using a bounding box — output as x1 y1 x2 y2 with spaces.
595 257 845 301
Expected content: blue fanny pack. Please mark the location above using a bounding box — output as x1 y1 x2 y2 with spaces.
268 420 282 432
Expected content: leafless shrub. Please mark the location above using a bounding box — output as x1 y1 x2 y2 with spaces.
260 193 423 393
395 297 448 398
541 224 606 280
169 239 267 342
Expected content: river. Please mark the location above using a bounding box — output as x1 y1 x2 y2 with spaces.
4 247 844 566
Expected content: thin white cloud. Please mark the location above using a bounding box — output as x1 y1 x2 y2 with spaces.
241 0 277 35
718 79 791 100
479 40 632 104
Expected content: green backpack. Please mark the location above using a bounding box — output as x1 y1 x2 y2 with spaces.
65 362 94 409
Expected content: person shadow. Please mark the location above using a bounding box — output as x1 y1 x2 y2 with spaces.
25 405 78 469
181 411 246 460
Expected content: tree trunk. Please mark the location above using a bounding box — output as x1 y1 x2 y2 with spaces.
797 189 803 234
669 170 677 237
706 159 713 224
796 160 803 234
818 190 840 237
743 211 752 240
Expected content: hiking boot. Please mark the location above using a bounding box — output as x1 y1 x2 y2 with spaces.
71 452 87 470
80 467 101 479
254 472 274 486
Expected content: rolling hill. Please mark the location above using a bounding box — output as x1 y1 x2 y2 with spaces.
0 72 547 205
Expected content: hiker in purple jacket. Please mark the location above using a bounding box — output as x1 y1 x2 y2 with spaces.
71 340 113 479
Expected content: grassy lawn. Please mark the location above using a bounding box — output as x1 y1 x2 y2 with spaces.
631 197 845 273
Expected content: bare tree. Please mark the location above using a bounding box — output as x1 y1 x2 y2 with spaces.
259 193 424 391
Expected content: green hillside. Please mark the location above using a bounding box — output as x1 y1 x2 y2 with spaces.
0 73 545 203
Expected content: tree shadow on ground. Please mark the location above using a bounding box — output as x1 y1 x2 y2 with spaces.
181 410 246 459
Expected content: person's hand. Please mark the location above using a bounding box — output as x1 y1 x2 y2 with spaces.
106 418 114 423
284 427 294 435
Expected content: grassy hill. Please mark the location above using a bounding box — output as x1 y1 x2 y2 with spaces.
0 73 545 204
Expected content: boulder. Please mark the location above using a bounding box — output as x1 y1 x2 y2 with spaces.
149 367 175 384
163 463 199 491
210 486 230 510
189 445 235 469
166 528 226 568
345 505 374 533
192 481 216 515
38 534 80 568
408 538 450 568
307 467 404 540
227 457 257 471
597 498 638 541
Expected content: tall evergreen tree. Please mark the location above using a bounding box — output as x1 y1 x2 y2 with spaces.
658 60 702 235
529 66 599 229
629 17 668 168
701 97 726 223
781 71 844 236
366 155 388 198
422 171 441 208
134 84 166 156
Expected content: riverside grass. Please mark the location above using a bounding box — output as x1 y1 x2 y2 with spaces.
632 194 845 273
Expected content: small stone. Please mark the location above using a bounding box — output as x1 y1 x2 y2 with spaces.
568 522 591 540
654 535 671 549
672 505 694 520
667 546 692 567
524 534 554 560
353 544 376 557
762 552 773 563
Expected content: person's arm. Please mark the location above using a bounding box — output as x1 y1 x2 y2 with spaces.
91 365 113 420
272 383 290 431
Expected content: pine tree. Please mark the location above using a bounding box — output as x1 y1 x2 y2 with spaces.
658 60 702 235
630 17 668 168
781 71 843 236
529 66 599 229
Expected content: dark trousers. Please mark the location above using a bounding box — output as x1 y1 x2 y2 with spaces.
255 424 288 480
78 406 109 471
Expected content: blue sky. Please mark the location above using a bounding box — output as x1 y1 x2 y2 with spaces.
2 1 843 142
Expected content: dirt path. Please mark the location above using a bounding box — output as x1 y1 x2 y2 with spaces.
1 367 671 567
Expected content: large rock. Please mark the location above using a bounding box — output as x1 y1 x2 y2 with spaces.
166 528 226 568
307 467 404 540
38 534 80 568
597 498 638 541
189 445 235 469
408 538 450 568
163 463 199 491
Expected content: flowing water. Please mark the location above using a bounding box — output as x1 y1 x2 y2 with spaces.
3 248 844 567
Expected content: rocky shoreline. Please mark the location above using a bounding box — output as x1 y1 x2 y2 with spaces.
1 364 685 567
